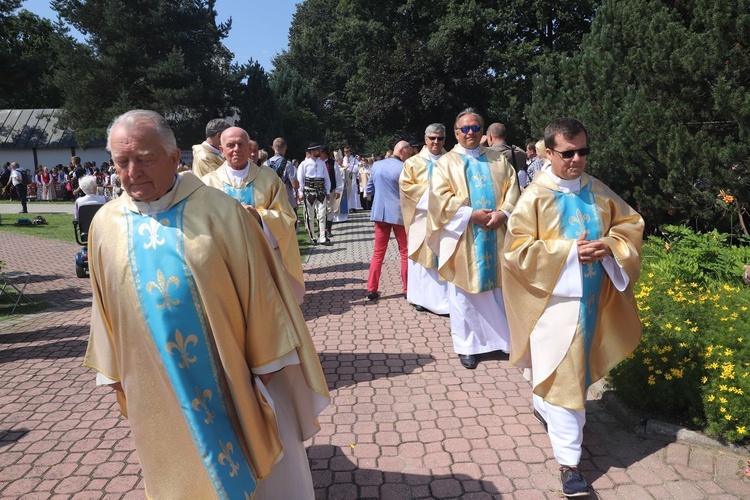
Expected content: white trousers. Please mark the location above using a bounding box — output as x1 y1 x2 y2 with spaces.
448 284 510 355
303 196 328 242
533 394 585 466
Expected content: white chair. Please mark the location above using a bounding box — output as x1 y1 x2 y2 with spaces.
0 270 33 314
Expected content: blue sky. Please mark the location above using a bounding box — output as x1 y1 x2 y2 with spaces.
21 0 298 72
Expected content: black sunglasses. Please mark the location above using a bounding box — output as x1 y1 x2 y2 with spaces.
552 147 590 159
456 125 481 134
426 136 445 141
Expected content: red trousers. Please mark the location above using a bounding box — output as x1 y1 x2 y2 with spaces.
367 221 408 294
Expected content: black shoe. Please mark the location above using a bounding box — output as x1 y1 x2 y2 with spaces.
560 466 589 497
533 409 548 432
311 239 318 245
367 291 379 301
414 304 427 312
325 230 333 239
323 239 333 246
458 354 477 369
19 210 28 213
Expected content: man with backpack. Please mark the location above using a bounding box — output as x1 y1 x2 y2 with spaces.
266 137 299 217
486 123 528 189
3 162 28 213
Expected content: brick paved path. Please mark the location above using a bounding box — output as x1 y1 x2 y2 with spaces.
1 211 748 499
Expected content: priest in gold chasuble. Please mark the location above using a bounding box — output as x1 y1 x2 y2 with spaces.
84 111 329 499
399 123 449 315
502 117 643 496
201 127 305 304
427 109 520 370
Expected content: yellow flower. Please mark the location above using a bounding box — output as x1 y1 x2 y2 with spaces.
707 395 715 402
720 407 726 413
690 327 698 332
664 374 673 380
724 414 732 421
719 384 728 391
737 426 747 435
664 322 672 329
701 376 707 384
719 397 727 404
738 337 743 343
674 326 682 332
643 358 652 365
679 342 688 348
724 349 734 356
647 375 656 385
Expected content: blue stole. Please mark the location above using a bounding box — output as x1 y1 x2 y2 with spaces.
425 158 438 268
339 170 349 214
126 202 257 498
223 182 255 205
465 155 498 292
553 182 605 388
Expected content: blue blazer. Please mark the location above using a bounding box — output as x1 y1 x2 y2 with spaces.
366 157 404 225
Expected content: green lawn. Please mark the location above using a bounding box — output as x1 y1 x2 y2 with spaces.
0 213 77 243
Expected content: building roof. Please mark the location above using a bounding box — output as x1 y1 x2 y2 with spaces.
0 109 78 149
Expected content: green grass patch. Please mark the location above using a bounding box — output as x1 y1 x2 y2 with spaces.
0 213 77 243
0 294 51 318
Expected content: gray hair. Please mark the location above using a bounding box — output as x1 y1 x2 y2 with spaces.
424 123 446 136
454 108 484 129
107 110 178 154
206 118 231 139
79 175 99 195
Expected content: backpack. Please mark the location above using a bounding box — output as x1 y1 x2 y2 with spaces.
269 157 287 180
22 170 33 185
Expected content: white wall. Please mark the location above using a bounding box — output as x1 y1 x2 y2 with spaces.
0 147 111 170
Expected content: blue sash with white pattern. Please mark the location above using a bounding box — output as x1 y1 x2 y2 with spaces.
465 155 498 292
340 172 349 214
425 159 438 268
553 182 605 388
223 182 255 205
126 202 257 498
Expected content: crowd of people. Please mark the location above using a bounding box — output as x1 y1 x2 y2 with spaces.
1 108 646 499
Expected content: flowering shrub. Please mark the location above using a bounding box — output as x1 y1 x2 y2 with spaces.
608 226 750 444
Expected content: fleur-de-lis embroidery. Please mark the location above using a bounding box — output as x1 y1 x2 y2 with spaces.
584 263 597 278
166 329 198 369
471 172 487 188
568 209 591 237
483 278 495 290
138 217 168 250
586 294 596 311
474 196 492 209
218 440 240 477
146 269 181 310
191 386 215 424
480 252 493 266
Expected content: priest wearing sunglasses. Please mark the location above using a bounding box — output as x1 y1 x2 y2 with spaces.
427 108 520 370
502 117 644 497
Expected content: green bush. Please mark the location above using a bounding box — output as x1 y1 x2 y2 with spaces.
608 225 750 444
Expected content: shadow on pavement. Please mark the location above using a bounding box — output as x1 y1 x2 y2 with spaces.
303 262 370 275
0 337 87 364
319 353 435 391
0 428 29 449
308 444 502 498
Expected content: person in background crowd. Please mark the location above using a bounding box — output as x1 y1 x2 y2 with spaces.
365 140 413 301
3 162 28 212
297 142 332 246
74 175 109 220
192 118 231 178
400 123 450 315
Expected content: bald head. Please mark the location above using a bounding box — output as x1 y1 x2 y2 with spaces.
393 140 413 162
220 127 252 170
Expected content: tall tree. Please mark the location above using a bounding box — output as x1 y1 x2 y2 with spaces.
50 0 235 146
231 59 281 149
0 5 64 108
529 0 750 232
269 66 324 160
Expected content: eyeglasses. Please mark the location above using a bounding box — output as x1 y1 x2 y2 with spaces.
426 136 445 142
552 147 590 159
456 125 481 134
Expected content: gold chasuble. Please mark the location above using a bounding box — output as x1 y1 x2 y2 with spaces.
427 146 519 293
84 173 328 498
400 146 445 269
502 172 644 409
192 142 225 178
202 163 305 303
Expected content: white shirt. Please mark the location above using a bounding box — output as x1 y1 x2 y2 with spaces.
297 158 331 196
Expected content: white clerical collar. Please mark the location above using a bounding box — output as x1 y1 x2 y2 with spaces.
203 141 222 156
427 152 442 162
546 170 581 193
454 144 481 158
227 162 250 186
133 174 181 215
